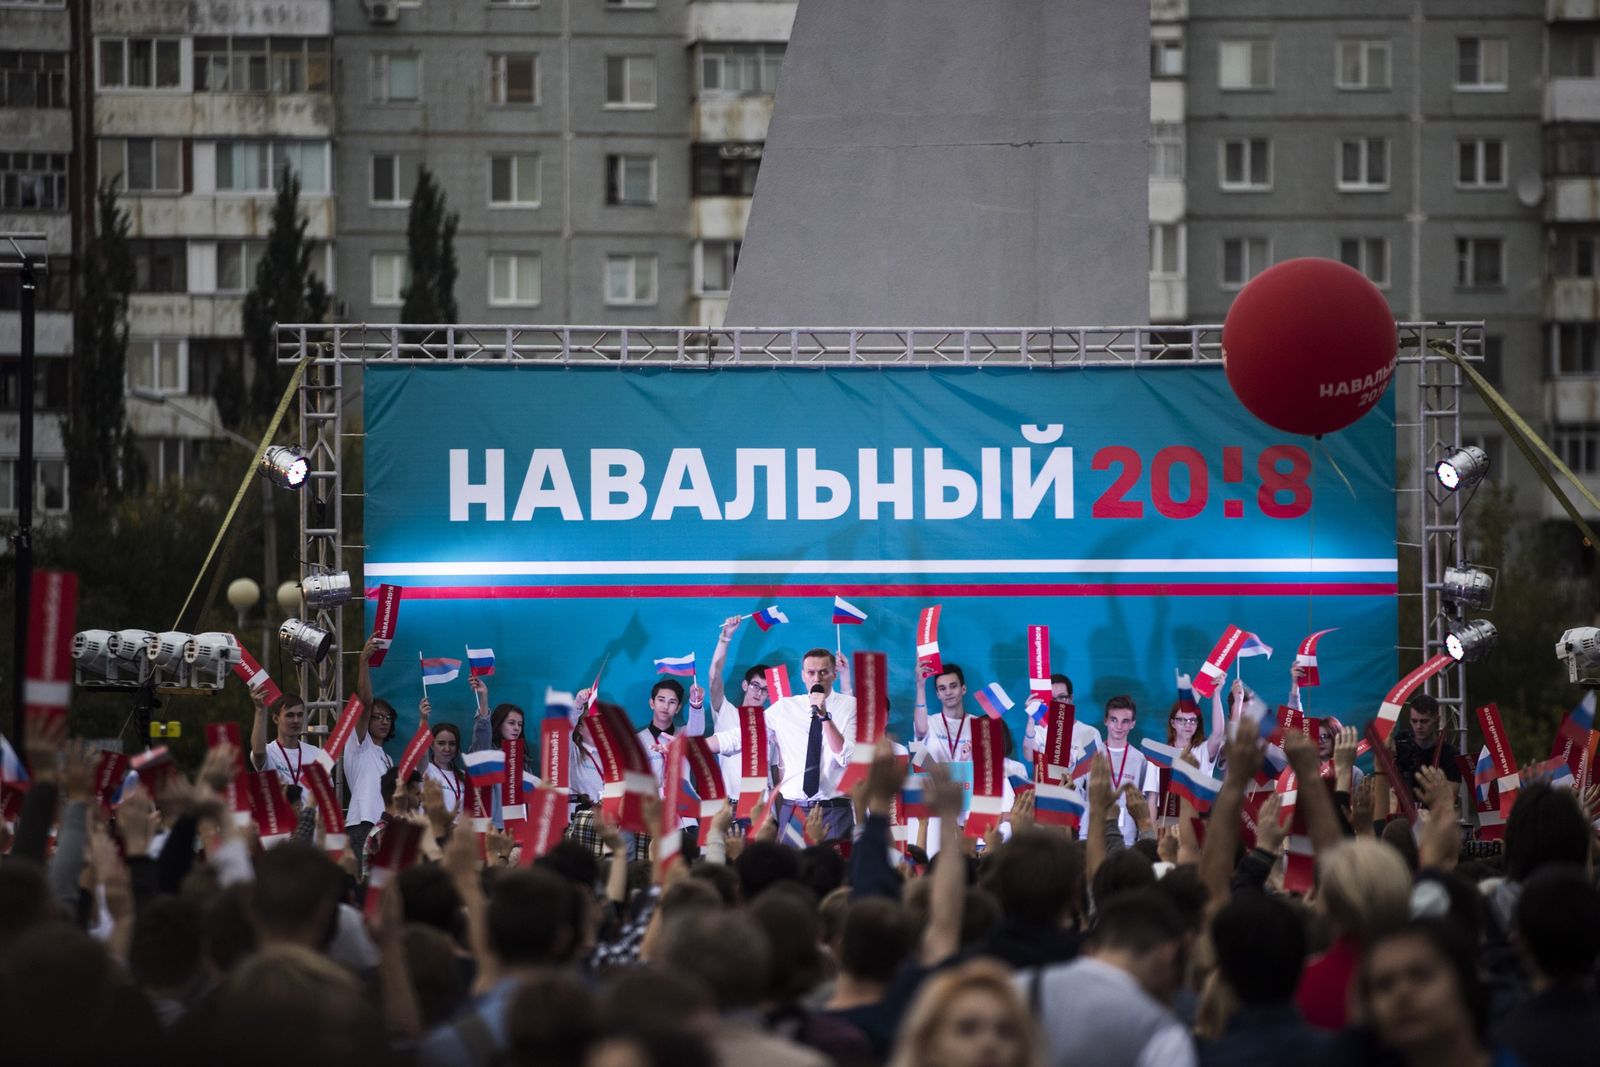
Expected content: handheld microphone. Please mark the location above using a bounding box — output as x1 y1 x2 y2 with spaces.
809 683 827 712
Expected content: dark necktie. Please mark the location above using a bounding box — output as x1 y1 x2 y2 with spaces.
803 710 824 798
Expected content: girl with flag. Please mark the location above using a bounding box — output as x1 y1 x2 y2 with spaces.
424 721 466 817
1142 671 1226 818
570 687 607 811
468 677 528 827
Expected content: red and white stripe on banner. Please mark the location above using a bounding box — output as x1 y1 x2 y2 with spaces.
682 736 727 845
205 721 253 826
840 651 887 792
468 784 492 858
1042 699 1076 783
93 751 129 810
589 702 653 833
541 713 572 832
916 605 943 674
518 788 568 861
325 693 365 761
246 771 297 845
1477 703 1521 820
230 634 283 707
964 717 1005 838
736 705 769 819
24 570 76 716
1369 653 1455 745
1293 628 1339 688
367 583 403 667
364 820 422 917
499 739 527 823
657 734 689 874
300 762 346 855
1027 625 1051 705
1194 625 1244 700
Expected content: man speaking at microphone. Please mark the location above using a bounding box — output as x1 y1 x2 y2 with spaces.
769 647 857 841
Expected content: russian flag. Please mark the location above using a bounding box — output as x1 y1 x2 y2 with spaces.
780 806 808 848
751 606 789 632
900 774 930 819
675 773 701 821
545 688 577 721
1033 781 1086 828
1527 756 1574 790
1564 691 1596 742
832 596 868 625
1028 699 1049 724
1007 771 1033 795
466 647 496 677
523 769 541 793
1068 738 1101 780
1474 746 1496 803
1140 739 1183 770
0 733 28 786
1175 668 1196 705
1237 633 1273 659
974 682 1014 720
420 657 462 686
1261 743 1290 779
654 653 696 677
1171 761 1223 812
463 749 507 788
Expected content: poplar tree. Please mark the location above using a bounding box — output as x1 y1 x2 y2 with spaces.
64 185 134 503
401 167 459 325
244 167 329 413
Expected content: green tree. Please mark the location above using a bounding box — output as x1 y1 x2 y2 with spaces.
401 167 459 325
64 185 135 505
244 167 329 413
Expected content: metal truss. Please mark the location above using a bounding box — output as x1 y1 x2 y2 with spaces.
278 320 1484 737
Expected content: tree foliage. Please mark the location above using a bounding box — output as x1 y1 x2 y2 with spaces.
244 167 329 413
401 167 459 325
65 185 135 506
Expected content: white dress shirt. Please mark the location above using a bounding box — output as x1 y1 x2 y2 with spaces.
766 690 856 801
343 732 392 827
570 737 606 808
423 761 465 816
256 738 328 790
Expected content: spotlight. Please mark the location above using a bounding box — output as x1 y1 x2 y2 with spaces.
1445 618 1498 663
259 445 309 490
109 629 156 662
72 629 113 674
301 571 352 609
279 617 332 664
1556 626 1600 683
185 632 241 672
147 631 192 670
1435 445 1489 493
1441 565 1496 612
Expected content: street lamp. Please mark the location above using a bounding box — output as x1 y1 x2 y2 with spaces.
226 577 261 630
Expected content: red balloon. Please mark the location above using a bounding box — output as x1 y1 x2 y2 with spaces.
1222 258 1397 437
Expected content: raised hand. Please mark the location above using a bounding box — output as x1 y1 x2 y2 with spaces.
1010 785 1036 832
804 805 825 845
720 615 742 641
1088 752 1115 813
418 696 432 721
469 676 489 714
1351 776 1376 833
1122 783 1153 836
1254 793 1286 853
117 784 158 858
22 710 67 784
863 736 907 814
1223 713 1264 784
421 777 450 837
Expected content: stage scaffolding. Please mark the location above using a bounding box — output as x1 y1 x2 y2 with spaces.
277 321 1484 757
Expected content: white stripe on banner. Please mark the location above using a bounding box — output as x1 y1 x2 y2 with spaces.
365 557 1399 578
24 680 71 707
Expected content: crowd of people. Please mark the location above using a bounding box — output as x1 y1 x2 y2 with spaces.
1 612 1597 1067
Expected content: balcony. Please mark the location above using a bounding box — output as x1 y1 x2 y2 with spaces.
126 393 226 442
0 413 65 456
692 197 752 241
0 311 71 356
1150 277 1186 323
694 94 776 143
1548 178 1600 222
1547 79 1600 123
690 294 729 329
92 0 330 37
1550 0 1600 20
129 294 244 339
1547 377 1600 424
687 2 796 43
121 194 334 241
1152 80 1184 125
1150 179 1184 224
1152 0 1188 21
1548 277 1600 319
96 93 334 139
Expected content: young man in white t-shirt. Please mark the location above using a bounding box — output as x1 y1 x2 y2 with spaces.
249 687 327 795
346 634 399 859
1100 695 1147 846
915 663 976 763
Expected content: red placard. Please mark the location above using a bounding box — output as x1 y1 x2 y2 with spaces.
684 735 727 844
24 570 76 717
1371 654 1454 743
246 771 296 841
1027 625 1051 705
500 739 526 822
840 651 887 791
588 703 653 833
916 606 943 674
518 788 569 861
737 705 769 819
1293 628 1338 688
1194 625 1245 699
130 746 178 796
0 782 24 823
368 584 403 667
1476 703 1520 820
764 664 793 704
324 693 364 761
658 735 688 874
396 722 434 783
364 820 422 916
541 716 572 793
1042 700 1077 783
300 762 346 855
93 750 129 810
230 635 282 707
964 717 1005 838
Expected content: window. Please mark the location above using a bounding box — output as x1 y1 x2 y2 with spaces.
605 55 656 108
1336 39 1390 90
1556 424 1600 474
188 338 243 399
1455 237 1504 288
214 141 330 194
692 143 762 197
1150 122 1183 180
1456 37 1507 90
1338 237 1390 287
371 153 420 206
0 264 71 312
0 51 67 108
698 44 785 95
0 152 67 210
216 241 265 292
99 138 182 193
194 37 329 93
1221 237 1270 288
1554 230 1600 278
1219 40 1272 90
0 459 69 515
605 0 655 7
1220 138 1271 190
489 154 540 206
129 241 187 293
126 338 186 394
1337 137 1389 191
1457 138 1506 188
1555 322 1600 375
696 240 740 294
605 254 657 306
1150 37 1183 79
136 438 203 486
1150 224 1183 278
0 357 69 411
372 253 407 306
489 54 537 105
98 37 182 89
371 53 419 103
1551 31 1600 78
1546 125 1600 177
605 155 656 205
488 253 541 306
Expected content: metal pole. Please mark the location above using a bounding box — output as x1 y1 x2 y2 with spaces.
11 252 34 743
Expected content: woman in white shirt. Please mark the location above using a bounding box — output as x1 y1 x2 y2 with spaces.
1142 687 1225 818
424 721 466 818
